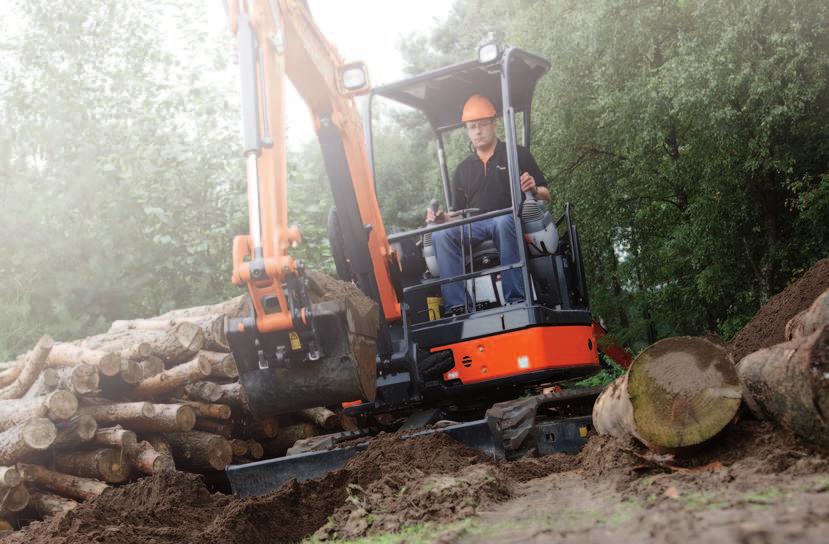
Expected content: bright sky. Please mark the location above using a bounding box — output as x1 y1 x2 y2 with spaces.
207 0 453 144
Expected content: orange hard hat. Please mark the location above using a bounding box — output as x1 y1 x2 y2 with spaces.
461 94 496 123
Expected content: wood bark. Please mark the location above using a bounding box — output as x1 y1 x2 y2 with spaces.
27 489 78 517
194 418 233 438
78 402 155 425
246 439 264 460
184 381 223 403
239 416 279 439
56 365 100 395
737 325 829 450
125 441 174 474
0 366 21 389
165 431 232 471
131 354 212 399
145 435 173 457
85 323 204 365
172 400 231 420
120 342 152 361
216 382 248 408
0 418 56 465
93 427 138 449
139 356 165 379
18 463 109 501
47 342 120 377
200 351 238 379
299 407 340 431
593 337 741 451
230 439 248 457
264 422 318 456
21 368 59 399
0 391 78 431
785 288 829 341
127 404 195 433
53 448 131 483
0 485 29 513
0 336 54 399
53 416 98 449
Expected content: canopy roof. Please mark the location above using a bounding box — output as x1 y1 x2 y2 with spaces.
372 48 550 131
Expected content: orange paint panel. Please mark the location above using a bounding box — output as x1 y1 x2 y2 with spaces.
434 326 598 385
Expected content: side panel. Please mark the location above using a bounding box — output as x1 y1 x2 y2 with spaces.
433 325 598 385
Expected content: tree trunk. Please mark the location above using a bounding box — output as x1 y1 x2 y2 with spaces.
139 356 165 379
264 422 318 456
84 323 204 365
21 368 59 399
53 416 98 449
0 468 20 488
246 439 264 460
131 354 212 399
593 337 741 451
200 351 238 379
216 382 248 408
125 441 175 474
238 416 279 439
165 431 232 471
194 418 233 438
46 342 120 377
785 288 829 341
78 402 155 425
18 463 109 501
93 427 137 449
0 485 29 513
0 391 78 431
185 381 223 403
27 489 78 517
0 418 56 465
737 325 829 450
131 404 196 433
120 342 152 361
230 439 248 457
172 400 231 420
53 448 131 484
299 407 340 431
56 365 100 395
0 336 54 399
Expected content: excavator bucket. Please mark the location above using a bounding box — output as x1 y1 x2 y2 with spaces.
228 272 379 418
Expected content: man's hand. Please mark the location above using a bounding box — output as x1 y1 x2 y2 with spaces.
520 171 537 194
425 206 446 224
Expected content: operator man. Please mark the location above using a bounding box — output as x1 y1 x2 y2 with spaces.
427 94 550 315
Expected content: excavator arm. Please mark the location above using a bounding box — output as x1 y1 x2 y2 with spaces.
223 0 398 416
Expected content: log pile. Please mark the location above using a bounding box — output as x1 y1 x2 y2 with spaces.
594 287 829 454
0 295 341 528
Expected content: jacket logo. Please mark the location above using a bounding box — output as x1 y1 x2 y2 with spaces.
496 165 507 170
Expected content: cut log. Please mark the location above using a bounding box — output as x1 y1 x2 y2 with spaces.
53 416 98 449
737 325 829 450
127 404 195 433
185 381 223 403
145 435 173 457
120 342 152 361
18 463 109 501
785 288 829 341
93 427 138 449
0 485 29 513
0 391 78 431
131 354 212 399
165 431 232 471
230 439 248 457
27 489 78 517
53 448 131 483
246 439 264 460
593 337 741 451
200 351 238 379
0 366 21 389
0 468 20 488
194 418 233 438
240 416 279 439
263 422 318 456
172 400 231 420
125 441 174 475
139 356 165 379
0 418 57 465
299 407 340 431
0 336 54 400
83 323 204 366
78 402 155 426
216 382 248 408
56 365 100 395
46 343 120 377
21 368 59 399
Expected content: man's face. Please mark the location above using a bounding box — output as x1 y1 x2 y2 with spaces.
466 118 497 151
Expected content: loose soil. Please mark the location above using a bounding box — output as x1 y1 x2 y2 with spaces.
6 420 828 544
729 258 829 361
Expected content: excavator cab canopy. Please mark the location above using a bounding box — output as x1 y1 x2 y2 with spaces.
371 47 550 132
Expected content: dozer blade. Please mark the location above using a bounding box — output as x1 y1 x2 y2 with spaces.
228 298 378 418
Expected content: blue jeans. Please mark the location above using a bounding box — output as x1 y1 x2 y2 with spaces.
432 215 524 310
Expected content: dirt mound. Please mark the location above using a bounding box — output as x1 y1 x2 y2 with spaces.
729 258 829 361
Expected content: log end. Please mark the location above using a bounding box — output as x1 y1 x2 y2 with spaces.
176 405 197 432
23 417 58 450
98 353 123 377
47 390 79 421
3 484 30 512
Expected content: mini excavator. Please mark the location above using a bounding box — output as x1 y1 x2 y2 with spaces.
221 0 627 496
